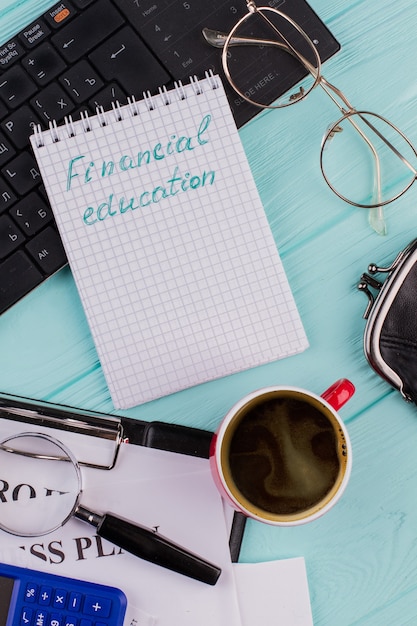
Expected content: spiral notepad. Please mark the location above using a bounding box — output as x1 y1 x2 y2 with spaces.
30 74 308 409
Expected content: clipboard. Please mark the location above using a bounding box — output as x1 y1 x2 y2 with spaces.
0 392 246 562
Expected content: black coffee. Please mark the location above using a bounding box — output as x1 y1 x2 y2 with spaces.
228 395 343 515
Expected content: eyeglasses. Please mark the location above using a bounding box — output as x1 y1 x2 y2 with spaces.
203 0 417 235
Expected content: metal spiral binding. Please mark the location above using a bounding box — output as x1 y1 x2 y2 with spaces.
111 100 124 122
33 124 44 148
33 71 219 147
96 105 107 127
65 115 76 138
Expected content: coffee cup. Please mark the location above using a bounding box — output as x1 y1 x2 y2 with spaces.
210 379 354 525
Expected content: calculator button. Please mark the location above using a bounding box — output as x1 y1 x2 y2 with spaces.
83 595 111 617
35 610 47 626
67 591 82 611
25 583 38 602
78 620 92 626
52 588 67 608
39 585 53 605
64 617 77 626
21 607 33 625
48 614 62 626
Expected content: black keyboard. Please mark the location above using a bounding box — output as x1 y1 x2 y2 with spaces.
0 0 340 315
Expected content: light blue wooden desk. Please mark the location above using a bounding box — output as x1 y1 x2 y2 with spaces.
1 0 417 623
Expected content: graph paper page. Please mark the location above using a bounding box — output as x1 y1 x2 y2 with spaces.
31 76 308 408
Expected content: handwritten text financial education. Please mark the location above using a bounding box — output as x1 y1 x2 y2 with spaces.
64 115 215 225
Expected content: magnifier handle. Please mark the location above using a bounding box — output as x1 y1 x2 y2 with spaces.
82 510 221 585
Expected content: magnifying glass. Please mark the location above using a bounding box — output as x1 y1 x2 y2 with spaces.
0 432 221 585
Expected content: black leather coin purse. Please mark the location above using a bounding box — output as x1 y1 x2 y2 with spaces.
358 238 417 404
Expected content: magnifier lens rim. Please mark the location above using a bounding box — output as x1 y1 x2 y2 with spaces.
0 432 82 537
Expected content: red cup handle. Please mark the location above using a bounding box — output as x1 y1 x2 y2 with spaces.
321 379 355 411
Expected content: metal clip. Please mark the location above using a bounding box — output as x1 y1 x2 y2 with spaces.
357 273 382 319
0 394 123 470
361 272 383 290
357 281 375 319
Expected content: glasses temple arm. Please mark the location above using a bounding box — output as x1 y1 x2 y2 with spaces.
355 113 417 176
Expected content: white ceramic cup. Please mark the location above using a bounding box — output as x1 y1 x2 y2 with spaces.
210 379 354 525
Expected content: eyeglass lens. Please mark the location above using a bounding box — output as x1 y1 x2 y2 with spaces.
223 8 320 109
321 112 417 208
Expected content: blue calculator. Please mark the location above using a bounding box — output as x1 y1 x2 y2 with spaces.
0 562 127 626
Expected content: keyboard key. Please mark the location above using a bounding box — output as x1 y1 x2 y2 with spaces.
0 251 43 313
116 0 169 33
1 151 41 195
0 38 26 69
60 60 103 103
44 1 77 29
0 131 16 167
31 83 75 123
23 43 66 86
0 214 25 259
0 100 8 119
0 66 37 109
10 192 53 235
19 18 51 49
0 177 17 213
89 26 171 97
72 0 96 7
25 226 67 275
52 1 124 64
89 82 127 111
1 105 41 150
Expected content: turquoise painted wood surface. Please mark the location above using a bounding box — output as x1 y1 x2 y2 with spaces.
1 0 417 623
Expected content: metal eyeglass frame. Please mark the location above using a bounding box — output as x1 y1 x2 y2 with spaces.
203 0 417 235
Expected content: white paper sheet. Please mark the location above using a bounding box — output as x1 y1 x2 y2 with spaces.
233 558 314 626
0 443 241 626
